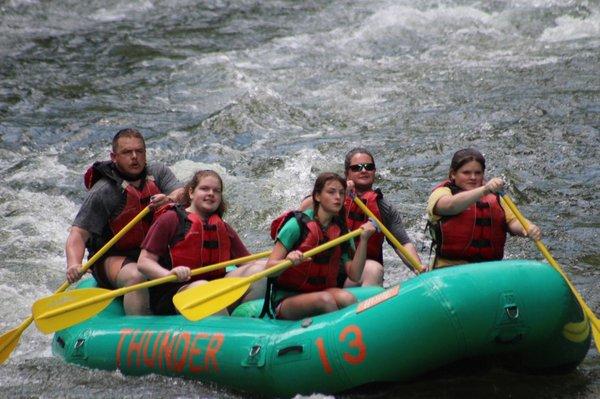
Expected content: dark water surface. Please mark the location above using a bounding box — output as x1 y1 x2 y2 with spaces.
1 0 598 398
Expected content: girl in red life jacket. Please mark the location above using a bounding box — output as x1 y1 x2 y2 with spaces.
300 148 424 286
137 170 266 315
427 148 542 269
267 172 376 320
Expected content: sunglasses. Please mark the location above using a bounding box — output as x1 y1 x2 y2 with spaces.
348 163 376 172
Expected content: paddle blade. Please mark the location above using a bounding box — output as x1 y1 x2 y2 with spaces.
592 320 600 353
32 288 113 334
173 277 250 321
0 324 27 364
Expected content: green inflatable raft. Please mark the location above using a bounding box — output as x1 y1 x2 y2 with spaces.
51 260 591 397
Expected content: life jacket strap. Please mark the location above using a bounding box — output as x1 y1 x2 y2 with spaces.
470 239 491 248
259 278 277 319
203 240 219 249
475 218 492 226
348 211 366 222
312 248 333 264
307 276 326 286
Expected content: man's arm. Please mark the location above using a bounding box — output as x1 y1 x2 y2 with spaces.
149 187 185 209
167 187 184 203
151 163 184 193
148 163 185 207
65 226 90 283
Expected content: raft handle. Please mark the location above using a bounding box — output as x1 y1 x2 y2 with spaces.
75 339 85 349
55 336 65 348
278 345 303 356
494 333 523 345
505 305 519 319
249 345 261 357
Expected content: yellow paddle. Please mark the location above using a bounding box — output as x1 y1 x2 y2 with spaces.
174 228 365 321
500 193 600 351
0 206 151 364
352 196 424 273
32 250 271 334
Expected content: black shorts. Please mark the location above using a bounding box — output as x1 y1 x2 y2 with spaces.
149 282 187 315
91 250 139 289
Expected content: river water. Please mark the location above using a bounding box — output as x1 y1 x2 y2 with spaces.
1 0 598 397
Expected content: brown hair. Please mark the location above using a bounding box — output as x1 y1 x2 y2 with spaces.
448 148 486 178
112 128 145 152
312 172 347 216
311 172 351 254
344 147 375 175
181 170 227 217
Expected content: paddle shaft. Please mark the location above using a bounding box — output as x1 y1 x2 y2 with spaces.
0 206 151 363
500 194 600 338
36 250 272 320
242 228 361 282
352 197 423 273
60 206 151 289
180 228 364 310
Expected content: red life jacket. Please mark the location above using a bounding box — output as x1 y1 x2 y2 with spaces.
432 180 507 262
168 206 231 281
272 211 346 293
84 161 160 251
344 190 385 264
270 210 311 241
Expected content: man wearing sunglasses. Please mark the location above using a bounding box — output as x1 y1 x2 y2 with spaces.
301 148 423 287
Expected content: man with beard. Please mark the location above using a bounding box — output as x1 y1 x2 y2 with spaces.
65 128 183 315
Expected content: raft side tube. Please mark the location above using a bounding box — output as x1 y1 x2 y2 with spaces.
51 261 590 397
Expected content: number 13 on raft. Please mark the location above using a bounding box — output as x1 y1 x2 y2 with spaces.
315 324 367 374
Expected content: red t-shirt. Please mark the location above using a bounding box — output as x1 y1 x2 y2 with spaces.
141 210 250 262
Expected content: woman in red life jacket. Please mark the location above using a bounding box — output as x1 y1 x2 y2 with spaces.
427 148 542 269
267 172 376 320
137 170 266 315
300 148 424 286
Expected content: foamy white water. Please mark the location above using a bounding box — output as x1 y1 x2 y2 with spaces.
1 0 598 397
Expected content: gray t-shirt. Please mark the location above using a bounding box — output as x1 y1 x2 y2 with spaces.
73 162 182 236
378 197 411 246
